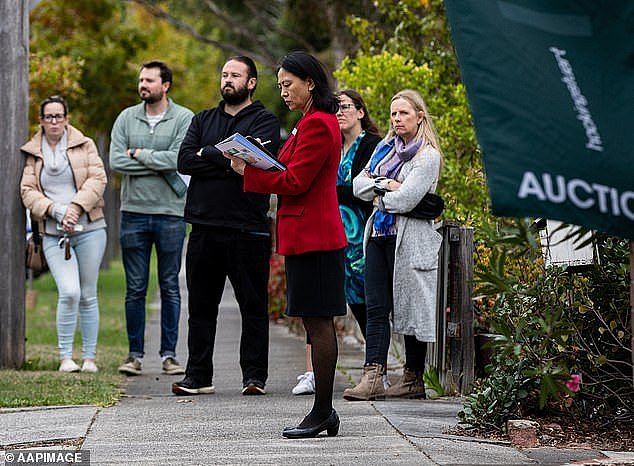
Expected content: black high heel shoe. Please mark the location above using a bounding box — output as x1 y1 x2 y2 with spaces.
282 409 340 439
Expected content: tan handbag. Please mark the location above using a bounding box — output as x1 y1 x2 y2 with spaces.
26 217 47 274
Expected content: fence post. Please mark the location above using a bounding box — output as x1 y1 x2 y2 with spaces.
429 223 449 389
440 222 474 394
0 0 29 369
378 220 475 395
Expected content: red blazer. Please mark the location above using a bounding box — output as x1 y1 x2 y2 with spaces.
244 108 347 255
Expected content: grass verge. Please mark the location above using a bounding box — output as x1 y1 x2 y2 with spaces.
0 258 156 408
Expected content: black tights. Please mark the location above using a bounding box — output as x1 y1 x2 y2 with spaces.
306 303 367 344
299 316 338 427
404 335 427 373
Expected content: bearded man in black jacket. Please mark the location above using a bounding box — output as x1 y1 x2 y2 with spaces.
174 56 281 396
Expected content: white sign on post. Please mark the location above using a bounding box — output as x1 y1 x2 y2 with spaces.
539 220 594 268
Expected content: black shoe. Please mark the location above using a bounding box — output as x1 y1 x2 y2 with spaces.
242 379 266 395
282 409 340 439
172 376 215 395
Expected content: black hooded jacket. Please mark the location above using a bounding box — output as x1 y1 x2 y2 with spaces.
178 101 281 232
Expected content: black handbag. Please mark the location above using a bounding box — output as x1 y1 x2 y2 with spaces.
374 188 445 220
403 192 445 220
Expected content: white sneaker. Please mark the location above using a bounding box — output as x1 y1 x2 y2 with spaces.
292 371 315 395
59 359 80 373
81 360 98 373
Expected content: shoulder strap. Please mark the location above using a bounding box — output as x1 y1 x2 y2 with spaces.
30 215 43 246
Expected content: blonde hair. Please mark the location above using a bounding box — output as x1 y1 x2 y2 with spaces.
387 89 442 158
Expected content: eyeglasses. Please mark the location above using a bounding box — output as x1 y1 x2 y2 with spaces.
42 114 66 123
337 103 357 113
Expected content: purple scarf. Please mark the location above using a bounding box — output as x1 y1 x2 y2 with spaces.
370 136 422 235
375 136 422 179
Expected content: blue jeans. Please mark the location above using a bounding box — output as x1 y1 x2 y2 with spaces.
120 212 186 358
364 235 396 365
43 228 107 360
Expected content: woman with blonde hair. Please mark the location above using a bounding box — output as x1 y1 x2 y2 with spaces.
344 89 443 401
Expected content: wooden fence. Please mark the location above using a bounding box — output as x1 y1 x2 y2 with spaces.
427 221 474 394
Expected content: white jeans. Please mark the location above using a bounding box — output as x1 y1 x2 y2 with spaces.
43 228 107 360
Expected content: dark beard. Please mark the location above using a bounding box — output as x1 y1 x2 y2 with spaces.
139 89 163 104
141 95 160 104
221 84 250 105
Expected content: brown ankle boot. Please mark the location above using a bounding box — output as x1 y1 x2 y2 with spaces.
385 367 426 399
342 363 385 401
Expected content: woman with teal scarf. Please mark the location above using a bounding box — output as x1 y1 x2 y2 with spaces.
344 89 443 401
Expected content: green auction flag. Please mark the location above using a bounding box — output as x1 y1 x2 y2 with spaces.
443 1 634 239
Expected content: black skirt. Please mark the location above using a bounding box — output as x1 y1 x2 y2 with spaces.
285 248 346 317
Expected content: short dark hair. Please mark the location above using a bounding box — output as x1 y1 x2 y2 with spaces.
141 60 173 89
227 56 258 95
40 95 68 118
278 51 338 114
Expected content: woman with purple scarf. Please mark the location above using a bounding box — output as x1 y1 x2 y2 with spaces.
344 89 443 401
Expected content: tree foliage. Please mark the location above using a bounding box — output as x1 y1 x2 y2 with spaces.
347 0 457 80
129 0 376 70
29 0 261 133
123 0 380 128
30 0 150 136
28 53 85 133
126 6 226 114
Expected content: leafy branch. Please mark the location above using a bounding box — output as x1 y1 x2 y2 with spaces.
128 0 318 69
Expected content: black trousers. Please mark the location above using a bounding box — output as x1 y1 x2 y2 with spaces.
184 226 271 385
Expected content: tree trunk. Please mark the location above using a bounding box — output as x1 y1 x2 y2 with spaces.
0 0 29 368
325 1 348 69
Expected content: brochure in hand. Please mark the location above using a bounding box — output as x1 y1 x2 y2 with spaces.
215 132 285 171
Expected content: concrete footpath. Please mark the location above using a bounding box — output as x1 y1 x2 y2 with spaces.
2 278 634 465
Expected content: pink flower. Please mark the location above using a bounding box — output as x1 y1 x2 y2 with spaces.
566 374 582 393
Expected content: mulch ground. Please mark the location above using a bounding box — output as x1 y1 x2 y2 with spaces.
533 414 634 451
448 414 634 452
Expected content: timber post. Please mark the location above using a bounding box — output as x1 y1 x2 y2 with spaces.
0 0 29 368
441 221 474 393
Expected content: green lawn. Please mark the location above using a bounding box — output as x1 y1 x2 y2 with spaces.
0 258 157 408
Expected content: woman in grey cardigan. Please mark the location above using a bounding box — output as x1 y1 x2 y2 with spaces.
344 89 443 401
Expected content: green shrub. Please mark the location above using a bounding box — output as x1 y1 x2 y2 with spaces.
460 357 532 432
423 366 446 399
462 219 633 432
565 235 632 422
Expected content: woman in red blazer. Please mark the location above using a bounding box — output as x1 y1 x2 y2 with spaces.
226 51 346 439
